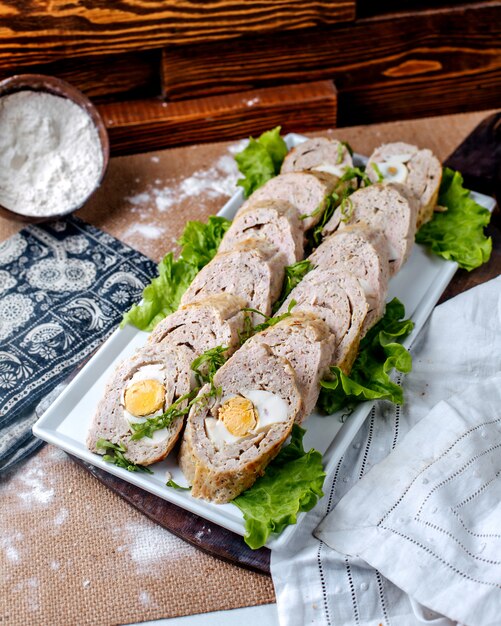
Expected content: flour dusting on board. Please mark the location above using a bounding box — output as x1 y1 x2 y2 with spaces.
122 146 241 247
113 520 197 575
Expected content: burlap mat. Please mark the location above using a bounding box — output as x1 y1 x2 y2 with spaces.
0 445 274 625
0 111 492 625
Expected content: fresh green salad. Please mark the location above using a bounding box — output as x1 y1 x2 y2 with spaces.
416 167 492 270
116 127 492 548
121 216 230 331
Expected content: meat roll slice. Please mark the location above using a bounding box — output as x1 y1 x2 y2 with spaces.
148 294 247 361
237 171 337 231
240 313 335 421
276 269 369 374
218 199 303 265
87 343 192 466
179 240 285 324
322 183 418 276
366 141 442 228
281 136 353 179
309 225 390 331
178 344 302 503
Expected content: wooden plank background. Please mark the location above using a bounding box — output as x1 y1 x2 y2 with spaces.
99 81 337 155
0 0 499 153
161 2 501 126
0 0 355 68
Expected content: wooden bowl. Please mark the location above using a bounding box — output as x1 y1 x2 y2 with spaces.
0 74 110 223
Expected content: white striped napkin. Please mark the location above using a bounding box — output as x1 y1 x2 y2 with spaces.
271 276 501 626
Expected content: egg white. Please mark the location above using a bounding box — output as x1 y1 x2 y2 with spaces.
205 390 289 449
312 162 348 178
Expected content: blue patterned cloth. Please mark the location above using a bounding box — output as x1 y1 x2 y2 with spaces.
0 216 156 471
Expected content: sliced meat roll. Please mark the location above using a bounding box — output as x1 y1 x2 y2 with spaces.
218 199 303 265
309 225 390 331
276 269 369 373
178 343 302 503
237 171 337 231
179 240 285 324
87 343 192 466
148 294 247 361
366 141 442 228
322 183 418 276
240 313 335 421
281 136 353 179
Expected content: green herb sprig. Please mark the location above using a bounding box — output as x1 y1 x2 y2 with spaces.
272 260 313 313
371 162 384 183
166 479 192 491
96 439 153 474
239 300 297 345
191 345 229 386
129 391 197 441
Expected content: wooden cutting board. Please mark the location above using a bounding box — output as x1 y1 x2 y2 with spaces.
71 457 271 574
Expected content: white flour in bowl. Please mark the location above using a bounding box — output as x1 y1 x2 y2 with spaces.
0 91 103 217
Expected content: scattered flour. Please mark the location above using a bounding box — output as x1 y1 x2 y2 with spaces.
123 223 165 240
54 508 68 526
17 466 54 506
113 520 196 575
0 91 103 217
125 151 240 217
123 148 241 245
1 531 23 563
13 577 40 611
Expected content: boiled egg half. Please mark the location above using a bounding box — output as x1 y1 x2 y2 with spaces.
376 153 414 184
205 389 288 449
122 363 167 425
312 162 348 178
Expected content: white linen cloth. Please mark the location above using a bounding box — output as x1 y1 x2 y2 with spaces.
271 276 501 626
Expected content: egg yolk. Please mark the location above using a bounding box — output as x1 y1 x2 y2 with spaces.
124 379 165 417
219 397 257 437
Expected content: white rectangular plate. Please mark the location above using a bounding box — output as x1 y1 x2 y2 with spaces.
33 134 496 550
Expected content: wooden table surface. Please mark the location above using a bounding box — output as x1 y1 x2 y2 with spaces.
1 110 499 626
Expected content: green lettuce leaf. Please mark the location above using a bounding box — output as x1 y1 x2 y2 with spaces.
416 168 492 271
177 216 231 269
318 298 414 414
235 126 288 197
122 216 231 331
233 425 325 549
